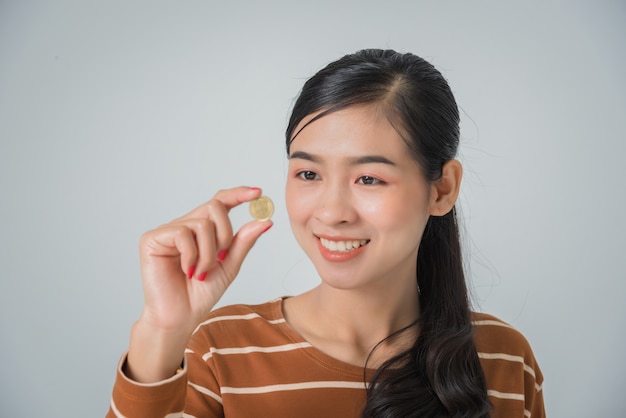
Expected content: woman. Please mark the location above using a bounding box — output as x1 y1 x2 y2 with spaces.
107 49 544 418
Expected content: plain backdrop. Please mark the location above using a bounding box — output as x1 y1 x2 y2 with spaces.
1 1 625 416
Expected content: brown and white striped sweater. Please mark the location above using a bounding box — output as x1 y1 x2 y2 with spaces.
108 297 545 417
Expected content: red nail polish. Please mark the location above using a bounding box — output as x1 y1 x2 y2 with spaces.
197 272 207 282
249 187 261 192
187 265 196 279
262 224 273 234
217 250 228 261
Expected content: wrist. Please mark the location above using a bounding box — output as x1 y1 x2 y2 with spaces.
126 319 192 383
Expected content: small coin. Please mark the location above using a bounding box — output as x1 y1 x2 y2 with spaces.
249 195 274 221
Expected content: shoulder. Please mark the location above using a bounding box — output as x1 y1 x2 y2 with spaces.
471 312 538 365
472 312 545 413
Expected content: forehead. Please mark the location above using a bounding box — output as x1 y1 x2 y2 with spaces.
288 106 410 157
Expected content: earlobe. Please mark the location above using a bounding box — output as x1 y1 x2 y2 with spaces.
429 160 463 216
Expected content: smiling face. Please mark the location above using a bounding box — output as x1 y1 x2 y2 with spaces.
285 105 435 293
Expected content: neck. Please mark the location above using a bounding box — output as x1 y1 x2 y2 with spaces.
306 277 419 353
320 283 419 338
283 262 421 368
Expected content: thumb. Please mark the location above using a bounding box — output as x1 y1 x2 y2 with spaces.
220 220 272 278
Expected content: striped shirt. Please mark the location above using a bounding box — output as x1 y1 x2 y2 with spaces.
108 297 544 418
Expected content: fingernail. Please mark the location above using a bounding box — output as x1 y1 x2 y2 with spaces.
262 224 273 234
217 250 228 261
187 265 196 279
197 272 207 282
249 187 261 192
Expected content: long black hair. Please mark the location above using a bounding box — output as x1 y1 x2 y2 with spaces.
286 49 491 418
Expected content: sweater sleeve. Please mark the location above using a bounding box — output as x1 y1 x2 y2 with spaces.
106 338 225 417
523 345 546 418
105 353 187 418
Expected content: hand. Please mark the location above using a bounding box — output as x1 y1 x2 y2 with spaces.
127 186 272 382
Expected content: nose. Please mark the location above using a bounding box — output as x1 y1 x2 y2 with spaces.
313 181 358 226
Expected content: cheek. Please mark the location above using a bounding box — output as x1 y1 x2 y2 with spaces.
285 184 317 253
285 181 310 226
362 191 430 234
284 181 299 219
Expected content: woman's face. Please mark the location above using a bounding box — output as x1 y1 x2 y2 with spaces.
285 105 434 292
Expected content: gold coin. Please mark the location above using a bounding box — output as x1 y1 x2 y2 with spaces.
249 195 274 221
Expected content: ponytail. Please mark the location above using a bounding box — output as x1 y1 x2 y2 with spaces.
363 208 490 417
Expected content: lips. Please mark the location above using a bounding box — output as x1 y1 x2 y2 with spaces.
319 237 370 253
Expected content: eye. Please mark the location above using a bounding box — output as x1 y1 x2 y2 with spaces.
297 170 319 181
357 175 384 185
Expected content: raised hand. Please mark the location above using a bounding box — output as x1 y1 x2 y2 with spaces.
126 186 272 382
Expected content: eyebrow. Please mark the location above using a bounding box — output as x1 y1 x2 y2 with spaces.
289 151 396 166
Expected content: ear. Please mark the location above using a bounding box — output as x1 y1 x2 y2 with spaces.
428 159 462 216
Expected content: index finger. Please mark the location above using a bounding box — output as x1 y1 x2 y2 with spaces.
177 186 263 221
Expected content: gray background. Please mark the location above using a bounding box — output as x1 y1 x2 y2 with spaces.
1 1 625 416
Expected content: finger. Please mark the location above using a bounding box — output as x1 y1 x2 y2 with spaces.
179 218 218 279
205 199 234 252
169 206 233 277
220 219 273 280
213 186 263 211
175 186 262 222
140 225 199 278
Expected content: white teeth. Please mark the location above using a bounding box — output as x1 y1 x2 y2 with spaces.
320 238 369 252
